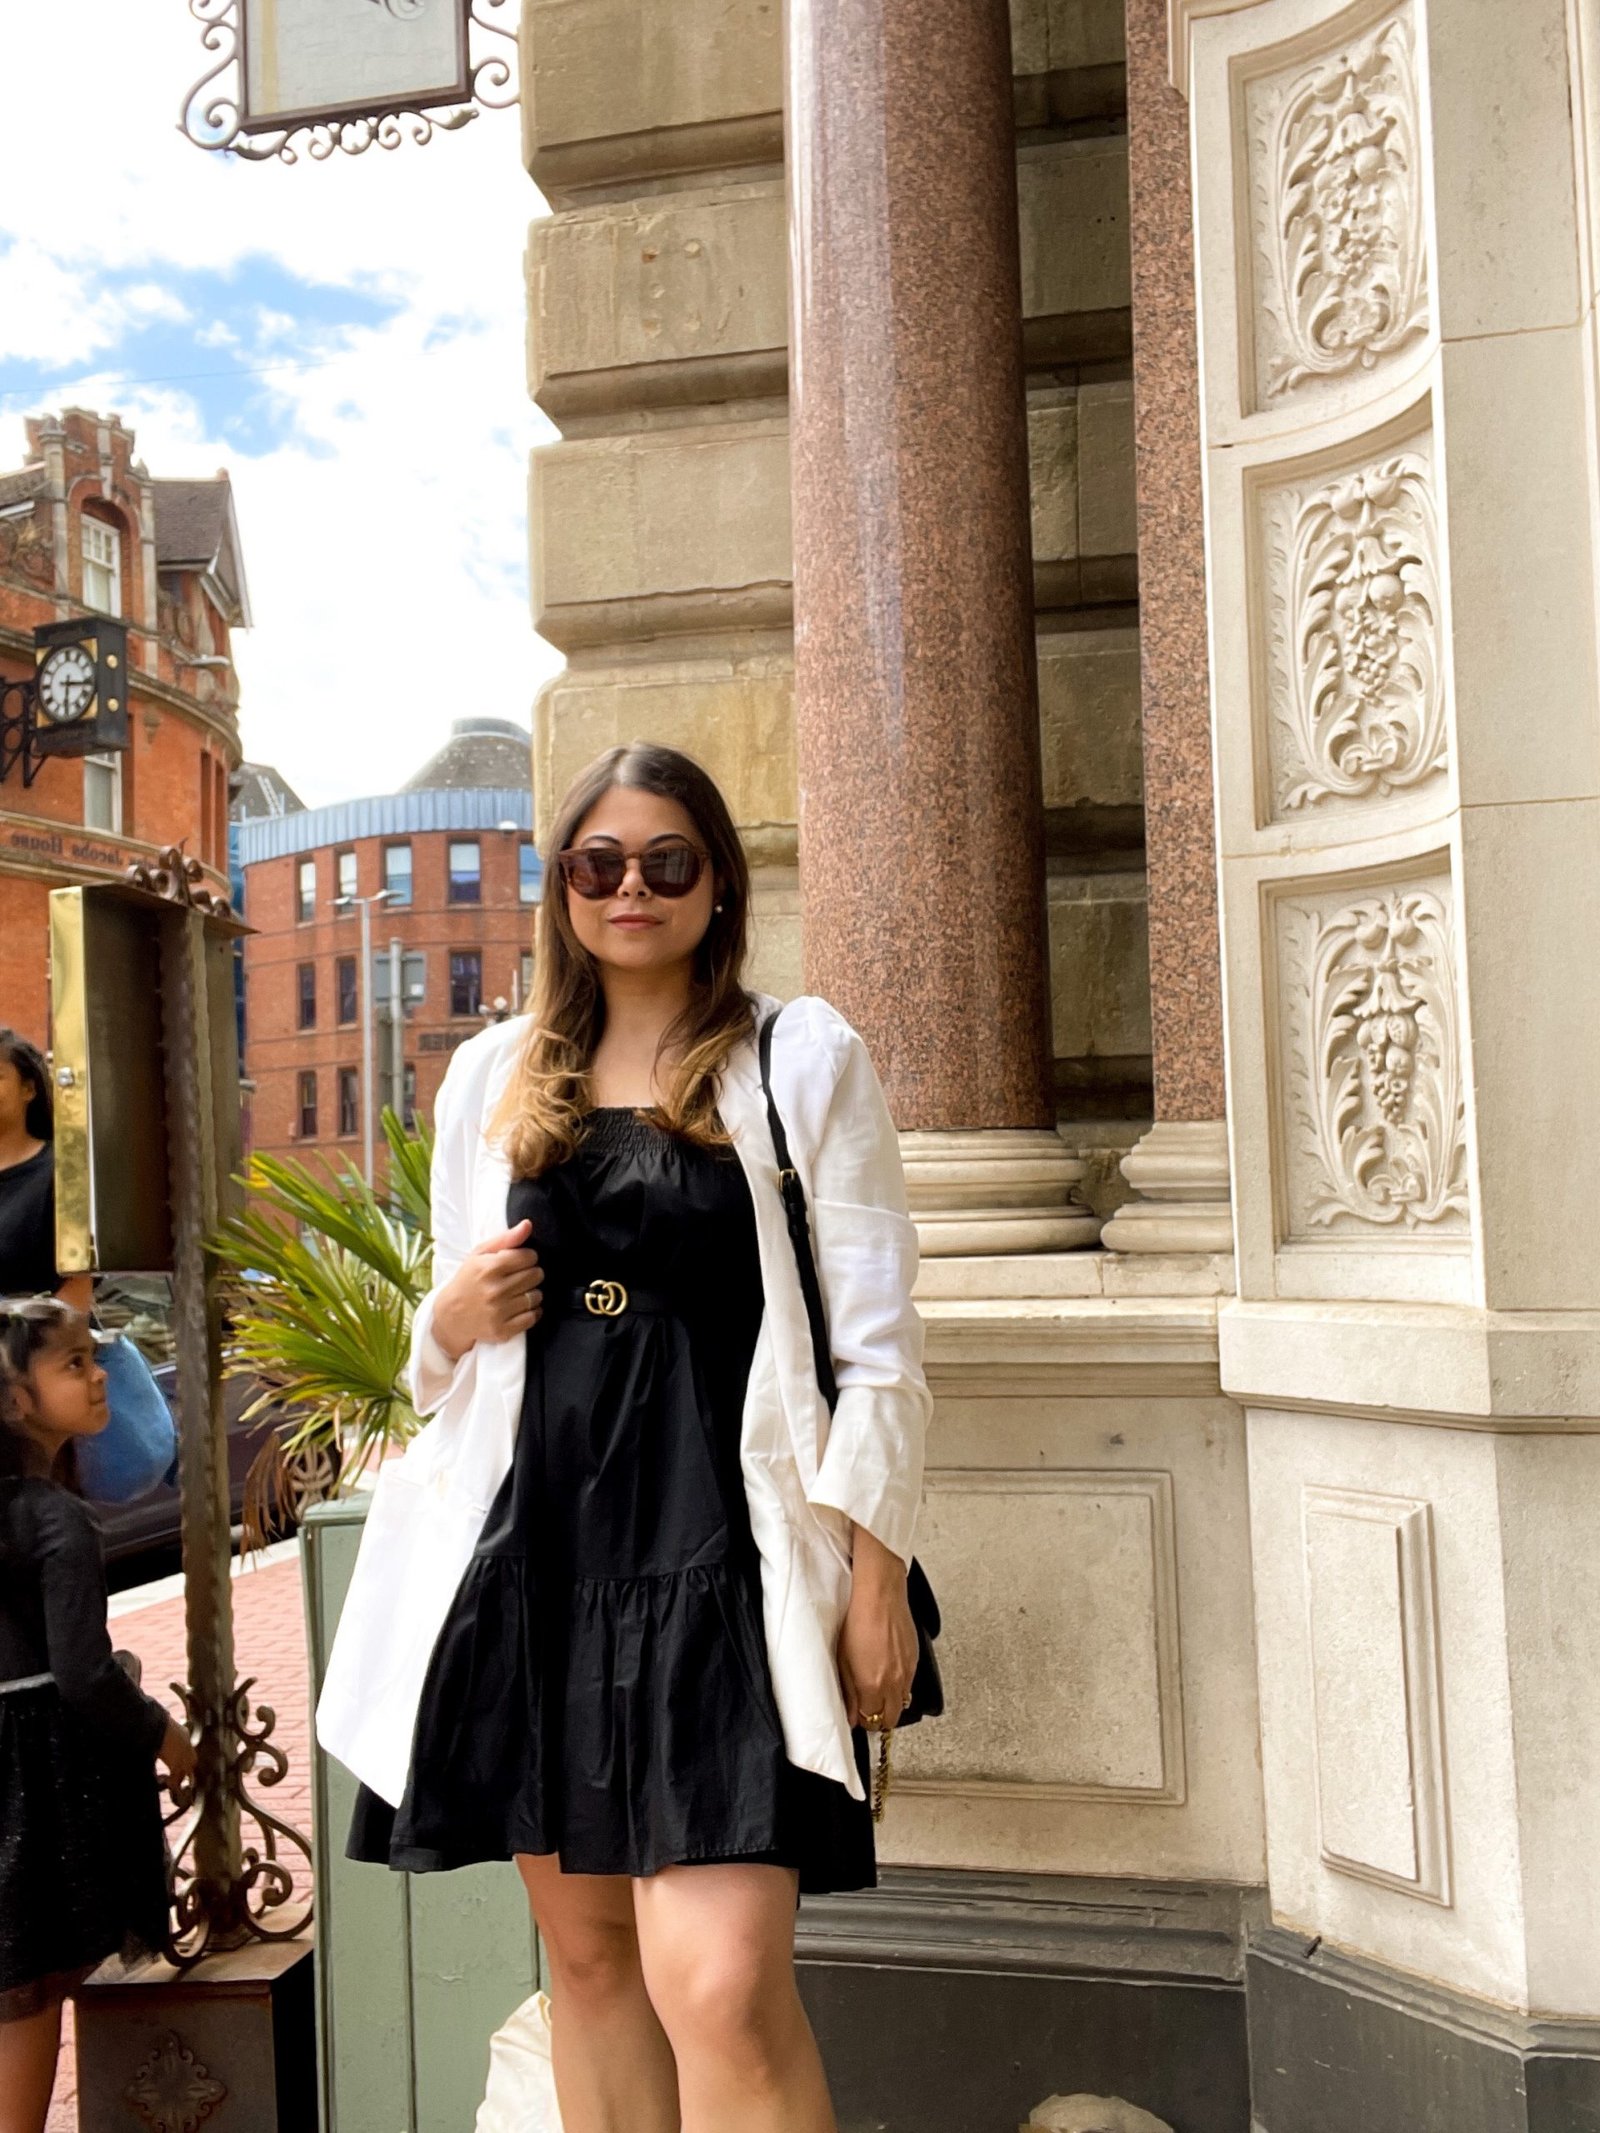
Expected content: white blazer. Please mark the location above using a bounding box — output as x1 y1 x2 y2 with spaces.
315 992 930 1809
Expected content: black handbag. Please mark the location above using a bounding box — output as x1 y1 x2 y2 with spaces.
757 1010 945 1777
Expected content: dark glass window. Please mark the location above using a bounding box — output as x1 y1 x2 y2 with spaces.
383 843 413 908
519 842 539 905
402 1063 417 1130
296 859 315 923
296 963 315 1031
338 1068 359 1138
297 1071 317 1139
449 950 482 1018
448 841 481 905
336 956 358 1026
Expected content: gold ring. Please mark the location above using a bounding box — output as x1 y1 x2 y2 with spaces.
860 1709 885 1727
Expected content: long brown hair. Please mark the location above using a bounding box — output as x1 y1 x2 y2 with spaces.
492 744 755 1177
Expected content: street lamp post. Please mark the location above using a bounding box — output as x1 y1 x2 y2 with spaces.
333 889 391 1183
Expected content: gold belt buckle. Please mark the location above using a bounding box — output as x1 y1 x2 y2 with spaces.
584 1278 628 1317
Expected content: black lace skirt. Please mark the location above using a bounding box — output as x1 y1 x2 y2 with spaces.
0 1682 168 2021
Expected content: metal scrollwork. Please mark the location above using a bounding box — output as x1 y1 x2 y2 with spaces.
180 0 517 164
123 844 234 919
161 1678 315 1965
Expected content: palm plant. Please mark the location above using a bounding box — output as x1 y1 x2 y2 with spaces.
211 1108 434 1536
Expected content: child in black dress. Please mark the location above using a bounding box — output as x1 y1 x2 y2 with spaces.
0 1297 194 2133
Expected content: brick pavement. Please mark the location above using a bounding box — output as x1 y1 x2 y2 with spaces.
46 1546 313 2133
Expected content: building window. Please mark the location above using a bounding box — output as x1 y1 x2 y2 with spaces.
374 951 426 1018
297 1070 318 1139
297 963 316 1031
336 849 357 906
338 1068 359 1138
449 950 482 1018
81 516 121 616
383 843 413 908
402 1063 416 1129
448 840 481 905
336 956 358 1025
519 841 539 905
83 752 122 833
518 950 534 1011
297 858 316 923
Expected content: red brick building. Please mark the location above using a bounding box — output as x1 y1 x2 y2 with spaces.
238 719 538 1179
0 408 248 1044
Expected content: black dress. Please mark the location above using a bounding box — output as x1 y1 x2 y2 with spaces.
0 1145 62 1297
0 1479 171 2022
350 1108 873 1891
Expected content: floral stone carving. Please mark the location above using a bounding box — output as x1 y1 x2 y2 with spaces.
124 2030 228 2133
1266 446 1444 811
1250 12 1428 401
1279 883 1468 1234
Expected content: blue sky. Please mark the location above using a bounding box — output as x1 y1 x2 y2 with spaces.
0 1 554 807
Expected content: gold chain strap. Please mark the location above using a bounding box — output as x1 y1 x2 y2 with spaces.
870 1724 894 1823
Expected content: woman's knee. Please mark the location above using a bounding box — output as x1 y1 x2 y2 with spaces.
650 1944 798 2077
533 1894 644 2005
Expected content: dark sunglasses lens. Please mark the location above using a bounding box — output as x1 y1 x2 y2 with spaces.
561 850 625 899
640 845 703 897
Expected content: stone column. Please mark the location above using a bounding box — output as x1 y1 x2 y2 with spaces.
784 0 1094 1255
1099 0 1233 1261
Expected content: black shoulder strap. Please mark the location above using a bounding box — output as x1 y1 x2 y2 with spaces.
758 1009 839 1414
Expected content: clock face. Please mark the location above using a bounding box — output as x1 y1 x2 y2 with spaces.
37 643 97 725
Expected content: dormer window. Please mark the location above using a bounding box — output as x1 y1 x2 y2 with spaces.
81 517 121 616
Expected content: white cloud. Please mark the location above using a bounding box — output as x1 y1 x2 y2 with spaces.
0 0 558 809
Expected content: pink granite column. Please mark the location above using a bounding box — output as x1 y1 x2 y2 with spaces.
784 0 1053 1133
1123 0 1225 1126
1100 0 1233 1256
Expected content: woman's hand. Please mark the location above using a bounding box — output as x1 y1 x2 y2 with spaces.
430 1219 544 1361
158 1716 197 1794
835 1525 918 1730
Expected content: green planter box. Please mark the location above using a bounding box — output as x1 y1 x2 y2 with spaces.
301 1495 542 2132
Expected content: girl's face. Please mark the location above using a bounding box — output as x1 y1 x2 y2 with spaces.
562 786 718 976
9 1323 110 1461
0 1057 36 1138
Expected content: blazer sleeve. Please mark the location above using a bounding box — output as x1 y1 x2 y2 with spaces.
408 1040 483 1418
800 1014 930 1566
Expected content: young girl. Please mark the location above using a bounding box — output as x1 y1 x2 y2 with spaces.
0 1297 195 2133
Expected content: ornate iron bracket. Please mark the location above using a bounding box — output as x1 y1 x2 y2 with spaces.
123 844 235 920
180 0 517 164
0 673 45 788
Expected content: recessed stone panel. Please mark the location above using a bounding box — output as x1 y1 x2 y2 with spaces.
894 1470 1184 1800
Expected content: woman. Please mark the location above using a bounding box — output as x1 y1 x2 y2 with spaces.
0 1033 89 1315
318 743 930 2133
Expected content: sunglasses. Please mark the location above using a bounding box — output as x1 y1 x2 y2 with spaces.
556 841 709 901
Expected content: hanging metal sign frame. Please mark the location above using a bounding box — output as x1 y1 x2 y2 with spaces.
181 0 516 163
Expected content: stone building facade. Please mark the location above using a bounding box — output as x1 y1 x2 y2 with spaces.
518 1 1600 2128
239 720 538 1181
0 408 246 1044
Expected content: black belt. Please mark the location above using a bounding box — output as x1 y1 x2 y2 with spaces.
557 1279 674 1319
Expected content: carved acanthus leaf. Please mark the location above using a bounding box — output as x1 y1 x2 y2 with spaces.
1282 885 1468 1233
1268 448 1445 810
1252 14 1429 400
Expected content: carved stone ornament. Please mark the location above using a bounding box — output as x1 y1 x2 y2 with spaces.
1250 12 1429 401
1266 445 1444 811
124 2030 228 2133
1279 882 1468 1234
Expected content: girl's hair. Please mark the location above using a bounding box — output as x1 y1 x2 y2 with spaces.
0 1297 84 1483
491 744 754 1177
0 1030 52 1141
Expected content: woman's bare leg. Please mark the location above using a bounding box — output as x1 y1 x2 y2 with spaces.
632 1863 835 2133
0 1993 63 2133
514 1853 679 2133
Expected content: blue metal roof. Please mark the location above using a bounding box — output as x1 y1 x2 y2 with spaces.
237 786 535 865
